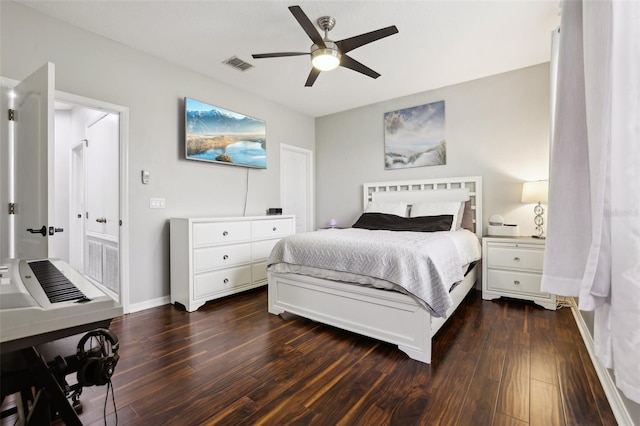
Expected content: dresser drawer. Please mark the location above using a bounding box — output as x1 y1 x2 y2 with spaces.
194 265 252 299
252 218 294 240
193 243 252 273
252 239 280 261
487 269 550 298
486 244 544 271
193 221 251 247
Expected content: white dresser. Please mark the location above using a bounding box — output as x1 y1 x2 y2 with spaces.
170 215 295 312
482 236 555 310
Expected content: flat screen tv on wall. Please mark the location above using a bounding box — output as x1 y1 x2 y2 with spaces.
185 97 266 169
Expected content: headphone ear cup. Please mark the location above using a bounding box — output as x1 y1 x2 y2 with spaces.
79 357 115 387
78 358 98 387
93 360 108 386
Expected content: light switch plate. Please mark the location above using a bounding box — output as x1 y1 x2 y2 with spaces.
150 198 165 209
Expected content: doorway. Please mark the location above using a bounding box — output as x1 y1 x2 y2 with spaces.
280 144 314 233
56 103 120 300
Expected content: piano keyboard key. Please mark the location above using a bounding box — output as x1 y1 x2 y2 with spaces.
28 260 88 303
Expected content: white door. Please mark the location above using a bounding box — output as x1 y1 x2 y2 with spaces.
14 62 58 259
280 144 314 233
84 112 120 296
69 142 85 271
86 113 119 239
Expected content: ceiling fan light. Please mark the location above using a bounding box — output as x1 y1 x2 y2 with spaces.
311 46 341 71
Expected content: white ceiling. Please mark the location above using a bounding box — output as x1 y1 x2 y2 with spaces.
17 1 560 118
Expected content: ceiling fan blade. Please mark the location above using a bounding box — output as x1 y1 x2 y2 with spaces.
252 52 309 59
336 25 399 54
340 55 381 79
305 68 321 87
289 5 326 48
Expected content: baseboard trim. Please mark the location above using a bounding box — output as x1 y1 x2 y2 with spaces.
128 296 170 314
570 303 634 426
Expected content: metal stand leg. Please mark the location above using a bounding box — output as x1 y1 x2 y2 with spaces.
21 347 83 426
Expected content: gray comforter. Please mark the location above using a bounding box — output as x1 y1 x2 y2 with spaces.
267 228 465 317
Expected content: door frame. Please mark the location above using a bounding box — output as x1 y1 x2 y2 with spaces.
280 143 314 233
55 91 131 313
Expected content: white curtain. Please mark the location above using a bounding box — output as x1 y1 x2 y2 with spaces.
541 0 640 405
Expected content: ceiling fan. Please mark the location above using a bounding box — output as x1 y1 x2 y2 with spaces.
251 5 399 87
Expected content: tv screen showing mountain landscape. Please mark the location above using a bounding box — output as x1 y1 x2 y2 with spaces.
185 98 266 168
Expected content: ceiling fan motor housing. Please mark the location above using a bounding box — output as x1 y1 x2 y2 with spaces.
311 41 341 70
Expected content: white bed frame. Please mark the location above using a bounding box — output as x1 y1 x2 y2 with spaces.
268 176 482 363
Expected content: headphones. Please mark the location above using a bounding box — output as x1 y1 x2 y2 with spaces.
76 328 120 387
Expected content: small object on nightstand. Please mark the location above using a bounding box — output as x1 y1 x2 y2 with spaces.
482 236 555 310
489 214 504 226
487 224 520 236
488 214 519 236
328 218 337 228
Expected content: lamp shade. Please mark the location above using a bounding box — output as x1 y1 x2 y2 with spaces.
521 180 549 203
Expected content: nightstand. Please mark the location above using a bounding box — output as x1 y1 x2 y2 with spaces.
482 236 556 310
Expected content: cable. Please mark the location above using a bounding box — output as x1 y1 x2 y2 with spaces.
243 167 249 216
103 379 118 426
556 295 575 309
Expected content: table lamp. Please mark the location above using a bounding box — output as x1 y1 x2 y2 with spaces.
521 180 549 238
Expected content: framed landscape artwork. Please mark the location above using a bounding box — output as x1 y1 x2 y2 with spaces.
185 98 266 169
384 100 446 169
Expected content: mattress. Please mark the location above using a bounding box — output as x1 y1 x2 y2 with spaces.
267 228 481 317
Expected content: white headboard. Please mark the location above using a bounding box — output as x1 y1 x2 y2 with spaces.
362 176 483 238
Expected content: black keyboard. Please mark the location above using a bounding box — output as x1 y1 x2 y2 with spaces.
28 260 87 303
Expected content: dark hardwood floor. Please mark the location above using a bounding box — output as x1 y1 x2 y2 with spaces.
3 287 617 425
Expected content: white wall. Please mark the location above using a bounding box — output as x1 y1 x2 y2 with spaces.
0 1 315 305
315 63 550 234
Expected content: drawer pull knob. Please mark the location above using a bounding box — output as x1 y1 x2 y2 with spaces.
513 257 521 262
273 226 277 231
223 278 229 284
514 280 521 285
223 231 228 236
223 255 229 260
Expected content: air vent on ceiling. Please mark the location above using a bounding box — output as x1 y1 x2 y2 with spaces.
223 56 254 71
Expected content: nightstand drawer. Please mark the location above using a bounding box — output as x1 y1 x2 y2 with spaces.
487 269 550 298
486 244 544 271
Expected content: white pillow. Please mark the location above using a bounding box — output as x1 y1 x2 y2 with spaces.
409 201 462 231
364 201 408 217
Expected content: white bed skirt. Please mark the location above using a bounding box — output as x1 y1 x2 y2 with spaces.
267 264 478 363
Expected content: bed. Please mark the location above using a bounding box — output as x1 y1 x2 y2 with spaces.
267 176 482 363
